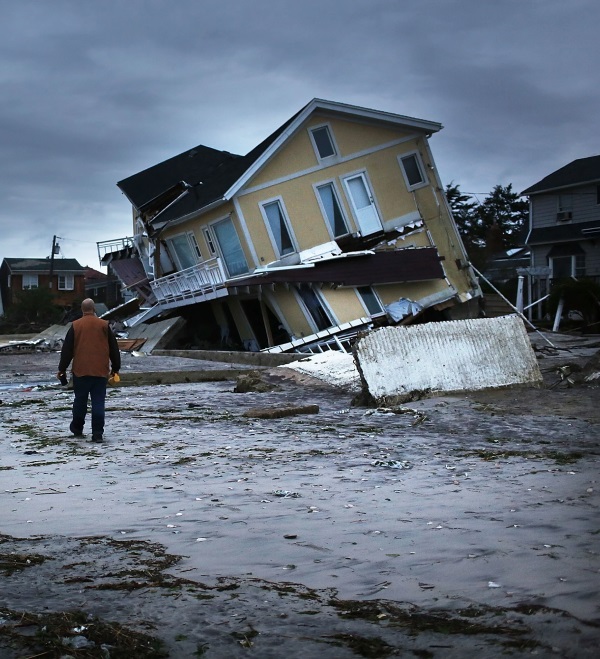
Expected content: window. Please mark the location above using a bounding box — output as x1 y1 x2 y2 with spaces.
316 183 349 237
22 274 38 289
550 254 585 279
166 232 201 270
203 227 217 256
58 274 74 290
399 152 427 190
558 194 573 212
310 125 336 160
557 194 574 222
297 287 333 331
262 200 296 257
212 217 249 277
357 286 384 316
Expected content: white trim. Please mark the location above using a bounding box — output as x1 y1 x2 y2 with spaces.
22 274 39 290
398 150 428 191
237 134 417 199
232 198 260 268
308 122 339 162
549 254 576 278
259 196 299 259
313 179 351 239
210 215 250 278
202 226 217 256
223 98 441 200
58 273 75 291
292 285 338 334
341 169 383 235
356 286 385 317
165 231 201 271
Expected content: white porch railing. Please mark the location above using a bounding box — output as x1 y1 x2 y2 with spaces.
97 236 135 262
150 258 228 306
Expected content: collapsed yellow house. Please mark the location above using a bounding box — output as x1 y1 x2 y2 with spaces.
100 99 481 353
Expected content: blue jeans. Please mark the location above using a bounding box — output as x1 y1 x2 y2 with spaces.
71 375 107 435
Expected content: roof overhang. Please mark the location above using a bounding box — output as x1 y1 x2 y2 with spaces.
223 98 443 201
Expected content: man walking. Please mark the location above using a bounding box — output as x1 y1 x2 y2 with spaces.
58 298 121 443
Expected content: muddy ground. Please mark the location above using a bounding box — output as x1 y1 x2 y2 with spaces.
0 341 599 658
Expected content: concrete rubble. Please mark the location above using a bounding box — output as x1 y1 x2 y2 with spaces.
354 316 544 404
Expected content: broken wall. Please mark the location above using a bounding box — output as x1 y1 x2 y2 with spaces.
354 315 543 403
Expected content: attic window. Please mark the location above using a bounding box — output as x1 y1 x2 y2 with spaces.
399 152 427 190
310 125 336 160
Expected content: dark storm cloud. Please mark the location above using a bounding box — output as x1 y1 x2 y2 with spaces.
1 0 598 268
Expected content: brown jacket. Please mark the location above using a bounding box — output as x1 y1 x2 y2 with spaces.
59 313 121 377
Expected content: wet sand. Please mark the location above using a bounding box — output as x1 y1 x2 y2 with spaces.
1 349 599 657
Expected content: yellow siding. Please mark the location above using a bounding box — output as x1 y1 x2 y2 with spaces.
320 287 365 323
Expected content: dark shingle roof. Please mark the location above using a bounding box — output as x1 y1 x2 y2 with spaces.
522 155 600 195
116 99 438 232
116 105 305 230
527 220 600 245
2 258 85 273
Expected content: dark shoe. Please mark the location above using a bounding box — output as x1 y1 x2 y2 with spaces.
92 433 103 443
70 422 83 437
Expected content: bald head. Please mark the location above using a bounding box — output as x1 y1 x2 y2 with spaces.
81 298 95 314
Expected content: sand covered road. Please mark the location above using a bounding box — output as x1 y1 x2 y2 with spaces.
1 349 599 657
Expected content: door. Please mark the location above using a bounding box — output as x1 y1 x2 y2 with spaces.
343 173 382 236
212 218 249 277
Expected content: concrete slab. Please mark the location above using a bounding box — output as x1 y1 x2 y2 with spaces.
354 315 543 403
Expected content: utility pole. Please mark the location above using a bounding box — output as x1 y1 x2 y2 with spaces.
48 235 60 289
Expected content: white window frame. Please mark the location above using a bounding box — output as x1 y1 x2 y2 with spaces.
309 123 338 161
165 231 202 271
294 285 337 333
202 226 217 256
260 197 298 259
356 286 385 317
211 216 249 278
550 254 585 279
22 274 38 290
58 274 74 290
398 151 428 191
314 180 350 238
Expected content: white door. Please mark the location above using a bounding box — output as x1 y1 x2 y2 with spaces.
343 173 382 236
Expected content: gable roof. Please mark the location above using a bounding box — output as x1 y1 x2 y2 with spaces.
117 99 442 234
522 155 600 195
2 258 85 273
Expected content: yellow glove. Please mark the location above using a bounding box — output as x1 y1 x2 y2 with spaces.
108 372 120 384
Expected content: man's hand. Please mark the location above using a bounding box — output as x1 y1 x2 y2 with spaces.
57 372 68 385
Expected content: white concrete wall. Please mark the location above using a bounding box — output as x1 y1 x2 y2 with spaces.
355 315 542 401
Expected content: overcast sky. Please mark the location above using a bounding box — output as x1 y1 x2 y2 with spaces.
1 0 598 270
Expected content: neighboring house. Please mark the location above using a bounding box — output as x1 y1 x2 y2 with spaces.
0 257 86 311
522 155 600 319
84 267 125 309
483 247 531 285
101 98 481 352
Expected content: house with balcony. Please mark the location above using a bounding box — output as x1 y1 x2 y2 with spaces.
0 257 86 313
522 155 600 319
102 98 481 352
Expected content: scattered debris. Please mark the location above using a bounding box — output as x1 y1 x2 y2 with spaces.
234 370 276 393
371 459 412 469
243 404 319 419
